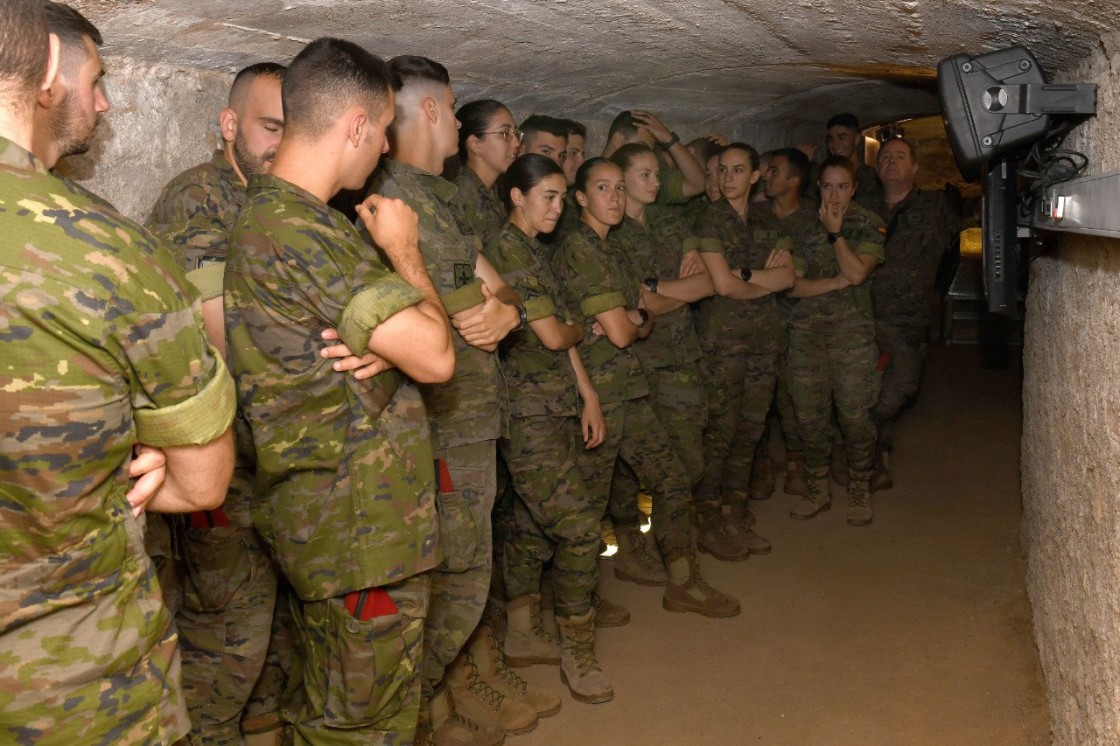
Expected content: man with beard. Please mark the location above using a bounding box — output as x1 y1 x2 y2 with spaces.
147 61 292 745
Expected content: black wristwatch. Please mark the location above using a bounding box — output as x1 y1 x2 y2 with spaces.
644 277 659 294
636 308 651 326
515 303 528 331
660 132 680 150
827 231 841 245
741 267 753 282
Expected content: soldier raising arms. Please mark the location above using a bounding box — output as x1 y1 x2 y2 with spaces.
0 2 236 742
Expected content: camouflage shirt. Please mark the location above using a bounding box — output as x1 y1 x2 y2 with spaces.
551 221 649 405
225 173 438 601
484 223 578 418
147 150 244 300
0 137 235 744
149 151 256 527
692 200 787 354
368 159 503 449
612 209 703 367
870 187 961 326
761 200 820 317
789 202 886 327
450 165 507 249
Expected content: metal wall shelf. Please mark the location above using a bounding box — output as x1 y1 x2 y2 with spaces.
1034 168 1120 238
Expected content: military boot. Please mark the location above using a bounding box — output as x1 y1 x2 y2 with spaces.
848 469 874 526
446 651 538 736
748 451 775 501
790 467 831 520
469 626 561 719
662 552 741 618
591 588 631 627
556 610 614 704
426 686 506 746
726 503 772 555
241 714 281 746
783 450 808 497
503 594 560 667
696 503 750 562
830 440 849 485
870 449 893 493
613 526 668 586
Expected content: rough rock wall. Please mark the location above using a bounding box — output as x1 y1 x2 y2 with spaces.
57 56 231 222
1022 39 1120 744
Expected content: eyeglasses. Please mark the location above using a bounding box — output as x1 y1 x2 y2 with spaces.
480 128 523 143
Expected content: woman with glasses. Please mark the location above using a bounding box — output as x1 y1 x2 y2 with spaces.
451 99 521 247
551 157 741 622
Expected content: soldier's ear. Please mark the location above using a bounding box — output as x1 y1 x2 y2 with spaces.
750 169 761 185
423 96 439 125
466 133 484 158
219 108 238 146
510 187 525 209
41 33 61 95
346 108 367 149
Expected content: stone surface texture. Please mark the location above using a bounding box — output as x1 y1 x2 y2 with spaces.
1022 42 1120 745
66 0 1109 220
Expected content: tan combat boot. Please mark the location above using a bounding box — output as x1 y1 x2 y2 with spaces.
725 502 772 555
503 594 560 667
790 467 831 520
870 449 893 493
613 526 668 586
446 651 537 736
426 686 506 746
240 713 281 746
468 626 561 718
748 450 775 500
696 503 750 562
662 552 741 618
783 450 808 496
848 469 874 526
557 610 614 704
591 585 631 628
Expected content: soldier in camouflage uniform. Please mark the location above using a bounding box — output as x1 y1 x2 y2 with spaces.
147 62 292 744
806 112 884 212
600 110 706 209
486 153 613 704
0 5 237 741
553 157 740 620
225 38 455 745
450 99 515 248
786 155 885 526
692 143 797 560
869 138 962 490
606 143 714 584
367 56 527 741
759 148 820 498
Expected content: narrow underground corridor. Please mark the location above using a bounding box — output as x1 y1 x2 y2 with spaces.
514 342 1047 745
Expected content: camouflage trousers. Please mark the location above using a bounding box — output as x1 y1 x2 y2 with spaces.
576 397 693 560
422 440 497 696
609 364 707 527
774 337 803 453
871 321 929 450
500 415 601 618
176 522 285 745
788 321 880 472
695 351 781 507
1 514 191 745
288 573 430 745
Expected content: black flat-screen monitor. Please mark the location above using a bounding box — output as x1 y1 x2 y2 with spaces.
981 158 1019 315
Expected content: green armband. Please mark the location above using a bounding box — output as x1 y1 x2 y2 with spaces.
185 262 225 302
338 277 425 355
698 237 723 254
134 349 236 447
523 296 557 322
440 278 486 316
580 291 626 317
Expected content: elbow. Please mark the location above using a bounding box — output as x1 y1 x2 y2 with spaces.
606 328 637 348
415 348 456 384
711 275 735 297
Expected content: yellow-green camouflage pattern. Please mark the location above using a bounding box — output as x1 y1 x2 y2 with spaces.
449 166 507 249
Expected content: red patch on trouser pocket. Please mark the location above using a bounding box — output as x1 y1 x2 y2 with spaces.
876 352 890 372
187 508 231 529
434 458 455 493
343 588 398 621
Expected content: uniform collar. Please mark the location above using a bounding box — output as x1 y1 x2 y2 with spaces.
385 158 458 203
248 172 326 207
0 135 48 174
212 149 244 188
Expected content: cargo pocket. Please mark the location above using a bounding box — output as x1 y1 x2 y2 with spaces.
433 458 486 573
322 597 421 728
